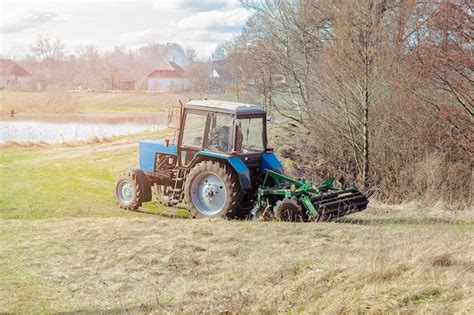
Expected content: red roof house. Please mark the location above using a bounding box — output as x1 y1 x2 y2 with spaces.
0 59 32 90
147 61 191 92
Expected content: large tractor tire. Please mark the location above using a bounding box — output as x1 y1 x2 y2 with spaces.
155 184 179 207
115 169 150 211
184 161 242 219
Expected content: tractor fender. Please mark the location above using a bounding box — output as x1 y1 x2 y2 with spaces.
193 151 252 190
261 152 284 174
130 168 152 202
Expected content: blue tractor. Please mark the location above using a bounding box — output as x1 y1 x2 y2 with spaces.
114 100 368 221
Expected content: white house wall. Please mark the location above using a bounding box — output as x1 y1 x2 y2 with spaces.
0 75 15 89
0 75 31 89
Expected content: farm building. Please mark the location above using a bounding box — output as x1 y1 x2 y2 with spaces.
147 61 191 92
0 59 32 90
209 67 232 92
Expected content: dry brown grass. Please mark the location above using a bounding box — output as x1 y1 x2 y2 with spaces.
0 206 472 313
0 138 114 149
0 129 174 150
270 124 472 210
0 91 200 114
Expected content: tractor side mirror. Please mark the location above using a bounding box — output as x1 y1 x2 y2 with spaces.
167 106 181 129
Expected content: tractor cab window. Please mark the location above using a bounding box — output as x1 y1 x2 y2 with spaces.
235 117 264 153
182 113 207 148
206 114 233 153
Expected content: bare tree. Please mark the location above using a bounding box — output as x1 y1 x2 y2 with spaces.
187 62 210 98
185 47 197 62
318 0 388 187
31 36 65 61
400 0 473 154
241 0 333 124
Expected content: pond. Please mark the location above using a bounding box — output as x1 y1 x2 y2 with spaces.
0 113 168 143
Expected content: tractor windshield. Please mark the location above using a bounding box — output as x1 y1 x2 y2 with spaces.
235 117 265 153
182 113 207 147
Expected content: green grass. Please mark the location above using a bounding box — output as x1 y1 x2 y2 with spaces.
0 132 188 220
1 147 124 219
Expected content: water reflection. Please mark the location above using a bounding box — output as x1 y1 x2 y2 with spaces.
0 113 167 143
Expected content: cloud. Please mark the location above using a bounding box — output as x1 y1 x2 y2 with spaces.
154 0 241 12
177 8 250 32
121 28 232 44
119 28 234 56
120 6 249 57
120 28 231 45
0 37 28 57
0 10 58 33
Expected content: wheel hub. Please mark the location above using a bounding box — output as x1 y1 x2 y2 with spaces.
117 180 134 203
204 184 219 199
191 173 227 216
122 183 132 198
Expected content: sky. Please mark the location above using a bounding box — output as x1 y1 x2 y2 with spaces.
0 0 250 59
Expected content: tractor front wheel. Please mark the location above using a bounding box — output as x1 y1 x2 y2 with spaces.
115 169 144 211
184 161 241 219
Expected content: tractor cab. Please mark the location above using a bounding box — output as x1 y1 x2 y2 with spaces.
177 100 268 168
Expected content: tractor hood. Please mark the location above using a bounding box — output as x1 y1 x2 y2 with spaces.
139 140 177 173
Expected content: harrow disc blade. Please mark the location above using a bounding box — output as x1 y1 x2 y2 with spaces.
310 188 368 221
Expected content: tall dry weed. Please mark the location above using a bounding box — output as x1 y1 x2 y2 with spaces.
273 124 471 209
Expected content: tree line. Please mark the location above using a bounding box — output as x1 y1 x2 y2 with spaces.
220 0 472 206
19 38 198 90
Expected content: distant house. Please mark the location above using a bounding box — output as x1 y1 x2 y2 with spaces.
147 61 191 92
209 67 232 91
0 59 32 90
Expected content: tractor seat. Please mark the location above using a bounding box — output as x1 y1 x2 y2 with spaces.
208 126 230 152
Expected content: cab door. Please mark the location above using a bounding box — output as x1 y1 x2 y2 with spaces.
179 110 209 167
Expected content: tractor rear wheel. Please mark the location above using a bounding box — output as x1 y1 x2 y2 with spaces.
274 198 306 222
184 161 242 219
115 169 144 211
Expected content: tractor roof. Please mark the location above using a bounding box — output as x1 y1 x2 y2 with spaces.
185 100 265 115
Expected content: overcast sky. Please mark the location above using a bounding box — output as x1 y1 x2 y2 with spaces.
0 0 250 59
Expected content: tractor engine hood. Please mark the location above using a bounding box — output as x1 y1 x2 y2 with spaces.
139 140 177 173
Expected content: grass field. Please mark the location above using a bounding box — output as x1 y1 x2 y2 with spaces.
1 134 473 313
0 90 263 114
0 91 198 114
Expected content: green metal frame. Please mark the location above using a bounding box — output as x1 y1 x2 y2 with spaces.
257 170 337 217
